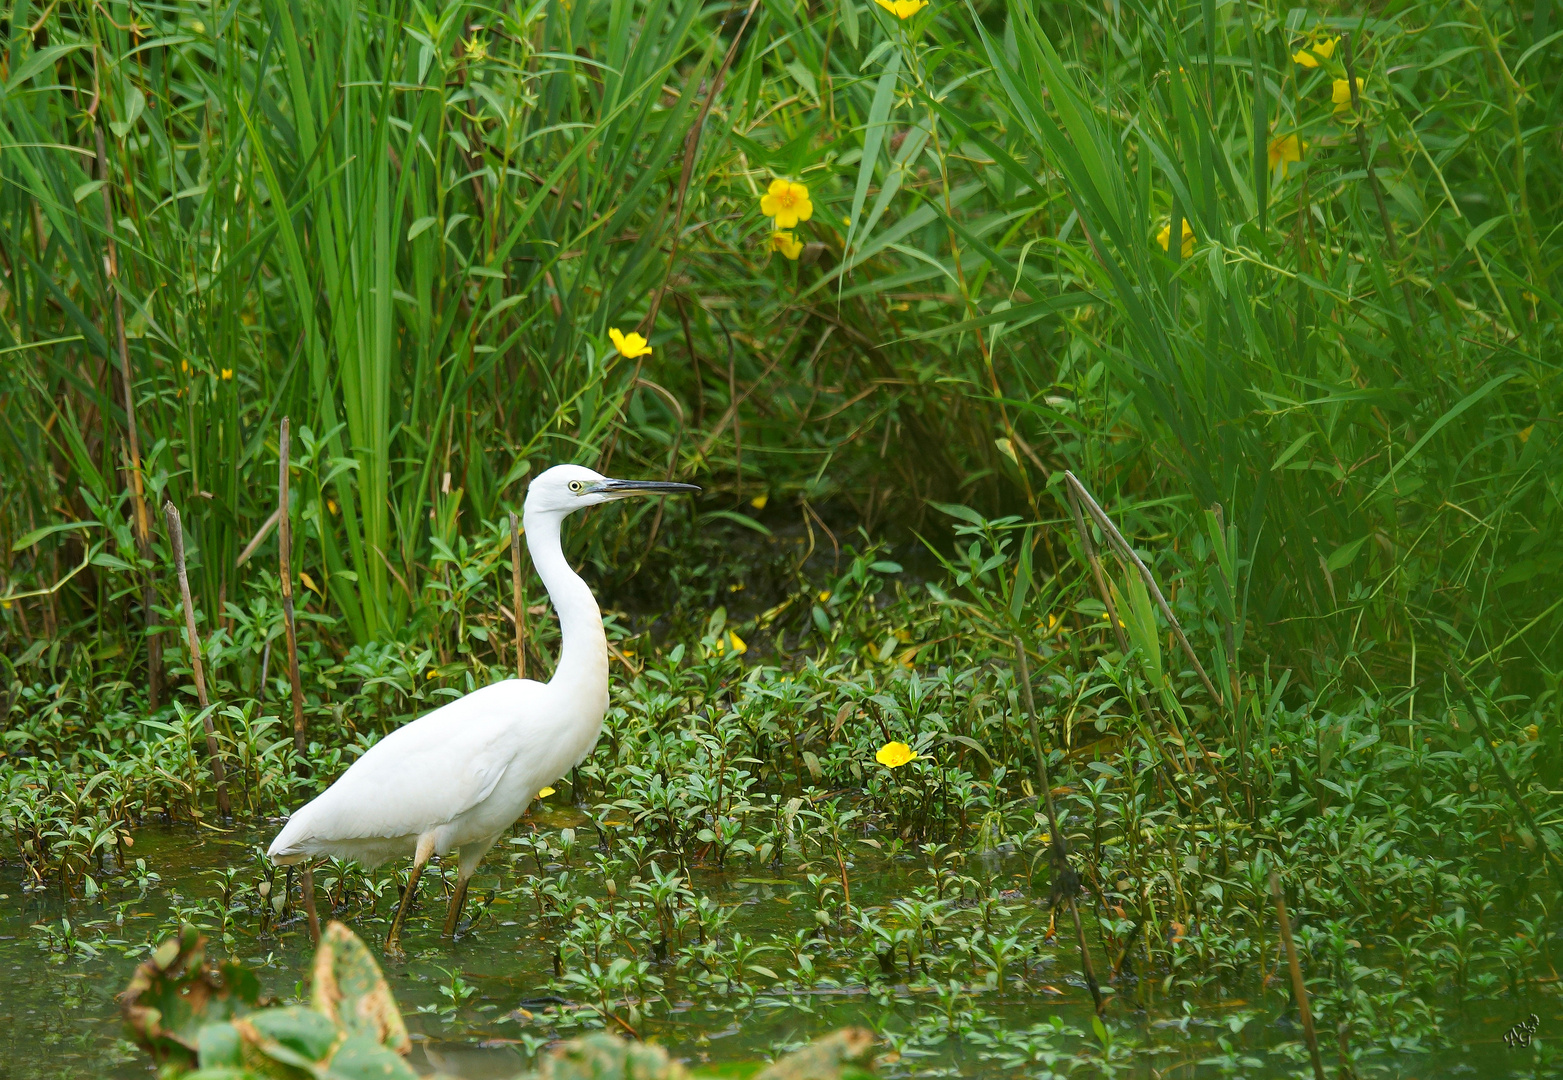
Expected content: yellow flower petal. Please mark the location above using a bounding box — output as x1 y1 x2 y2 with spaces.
1155 219 1196 258
771 231 804 260
1310 35 1337 59
875 741 919 768
1292 48 1320 68
1332 77 1363 113
538 786 556 798
875 0 927 18
728 630 748 654
760 180 813 229
220 368 234 380
609 327 652 359
1267 134 1304 176
750 493 768 510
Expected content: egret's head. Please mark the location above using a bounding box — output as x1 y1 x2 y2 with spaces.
524 464 700 517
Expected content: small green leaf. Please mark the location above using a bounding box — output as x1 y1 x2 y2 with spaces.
1324 537 1367 573
12 520 101 551
929 501 985 527
840 0 859 49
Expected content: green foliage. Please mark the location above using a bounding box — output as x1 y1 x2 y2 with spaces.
3 0 1556 694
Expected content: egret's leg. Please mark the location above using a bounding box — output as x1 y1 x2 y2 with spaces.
442 834 500 939
300 862 321 944
386 834 436 956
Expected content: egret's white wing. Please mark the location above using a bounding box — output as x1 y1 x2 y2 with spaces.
275 680 539 845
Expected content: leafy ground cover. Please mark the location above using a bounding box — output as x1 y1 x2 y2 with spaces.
2 528 1560 1076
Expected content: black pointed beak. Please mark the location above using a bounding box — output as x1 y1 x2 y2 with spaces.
597 478 701 497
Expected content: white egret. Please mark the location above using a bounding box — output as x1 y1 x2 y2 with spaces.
267 464 699 953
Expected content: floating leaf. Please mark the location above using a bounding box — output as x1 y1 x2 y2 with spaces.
536 1032 688 1079
755 1027 876 1079
311 922 409 1054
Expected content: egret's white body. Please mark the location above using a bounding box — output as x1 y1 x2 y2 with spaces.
267 464 697 948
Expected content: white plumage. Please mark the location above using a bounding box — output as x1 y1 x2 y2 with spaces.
267 463 698 950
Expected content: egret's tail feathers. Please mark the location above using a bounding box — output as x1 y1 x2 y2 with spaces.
267 814 312 865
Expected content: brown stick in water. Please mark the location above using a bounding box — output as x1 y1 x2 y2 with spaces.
163 501 230 818
1270 871 1326 1080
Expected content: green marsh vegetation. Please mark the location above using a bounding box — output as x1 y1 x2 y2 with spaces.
0 0 1559 1073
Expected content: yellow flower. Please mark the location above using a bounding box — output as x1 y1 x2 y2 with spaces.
609 327 652 359
1332 77 1363 114
818 590 831 602
728 630 748 654
426 669 437 680
1524 724 1540 742
771 231 804 260
750 493 768 510
220 368 234 380
1267 134 1304 175
760 179 813 229
1156 218 1195 257
538 786 556 798
180 359 191 374
875 0 928 17
1292 32 1337 67
876 741 920 768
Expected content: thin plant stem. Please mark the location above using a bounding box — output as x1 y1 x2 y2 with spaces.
279 419 308 775
1270 871 1327 1080
163 501 231 818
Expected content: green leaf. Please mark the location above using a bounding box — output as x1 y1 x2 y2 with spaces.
196 1023 244 1068
839 0 859 49
5 43 87 92
324 1035 419 1080
311 923 409 1054
754 1028 875 1079
109 85 146 138
1463 214 1506 251
405 216 438 241
1325 537 1367 573
1009 529 1033 623
1114 574 1162 685
538 1032 689 1079
73 180 108 204
698 510 772 536
928 501 985 527
845 50 901 256
12 520 101 551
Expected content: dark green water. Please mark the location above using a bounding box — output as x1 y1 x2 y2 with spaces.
0 822 1552 1078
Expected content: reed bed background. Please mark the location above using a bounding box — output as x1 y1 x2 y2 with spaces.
1 0 1557 707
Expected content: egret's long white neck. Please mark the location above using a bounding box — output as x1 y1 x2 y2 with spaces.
522 508 608 701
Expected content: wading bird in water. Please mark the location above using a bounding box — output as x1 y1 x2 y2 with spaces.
267 465 699 954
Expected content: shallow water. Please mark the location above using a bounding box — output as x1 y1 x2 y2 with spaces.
0 820 1551 1079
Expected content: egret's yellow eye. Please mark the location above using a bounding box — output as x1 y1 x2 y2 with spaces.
568 480 585 493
